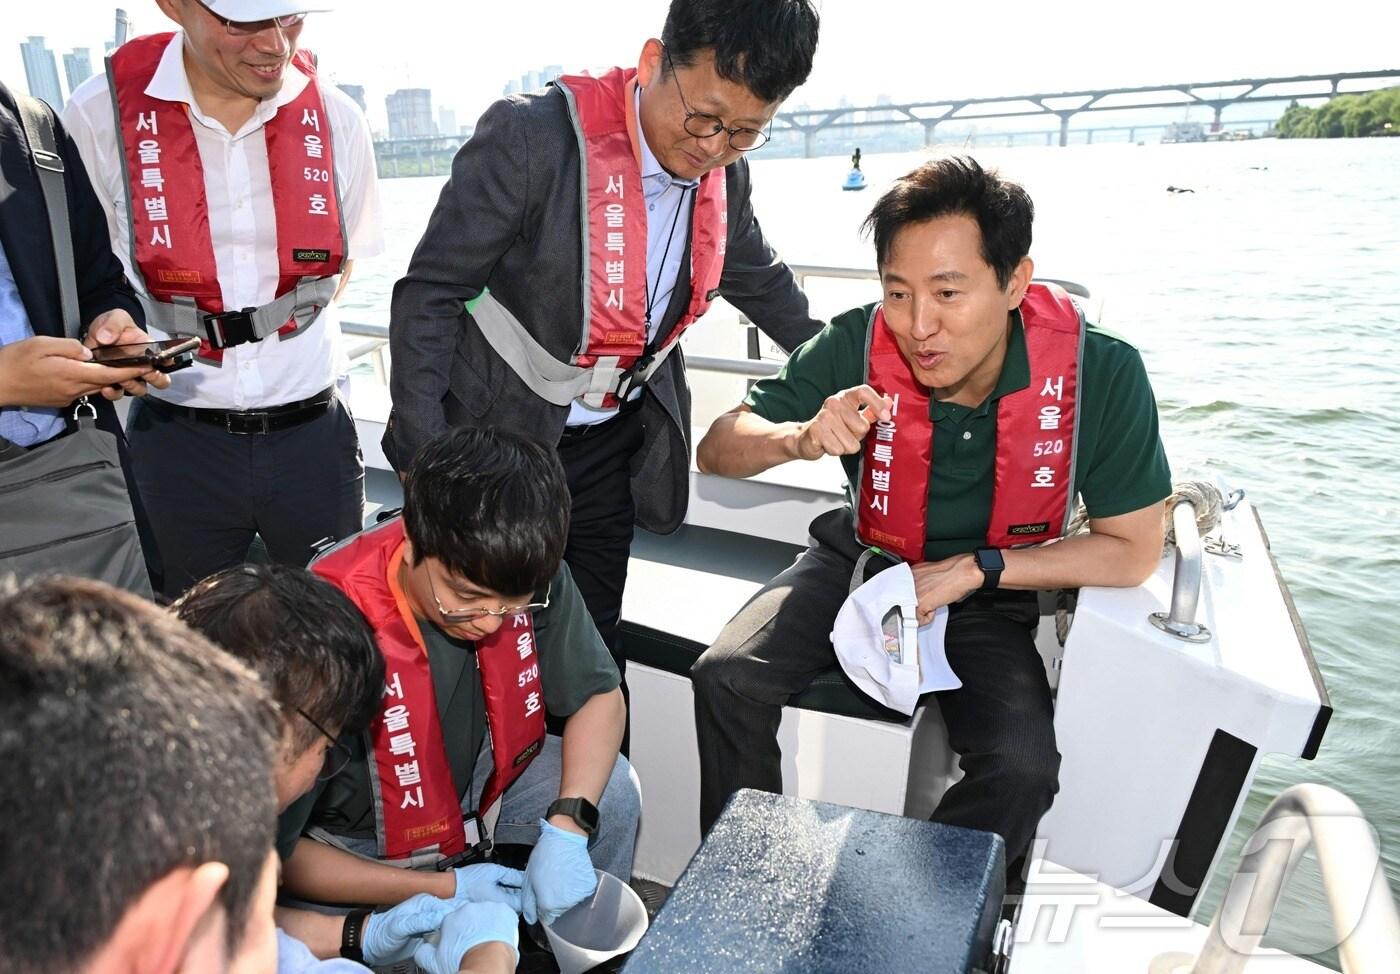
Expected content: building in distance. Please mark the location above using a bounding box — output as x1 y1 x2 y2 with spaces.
438 106 457 137
504 64 565 98
386 88 434 139
20 35 65 109
63 48 94 95
338 83 367 114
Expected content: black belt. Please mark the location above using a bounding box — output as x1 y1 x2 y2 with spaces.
144 387 334 435
559 394 645 442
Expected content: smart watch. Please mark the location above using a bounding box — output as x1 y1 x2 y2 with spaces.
547 796 601 836
340 908 371 961
973 547 1005 594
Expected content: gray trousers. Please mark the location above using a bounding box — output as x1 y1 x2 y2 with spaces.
691 509 1061 873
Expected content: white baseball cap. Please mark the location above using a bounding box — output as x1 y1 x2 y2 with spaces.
203 0 335 19
830 563 960 716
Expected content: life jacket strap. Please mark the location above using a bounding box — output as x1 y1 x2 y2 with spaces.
140 275 339 349
472 292 683 408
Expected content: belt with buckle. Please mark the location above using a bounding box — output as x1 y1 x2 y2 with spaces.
560 397 645 442
145 387 334 435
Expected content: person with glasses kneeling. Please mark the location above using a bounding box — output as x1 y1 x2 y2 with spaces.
278 427 640 966
176 563 525 973
385 0 824 752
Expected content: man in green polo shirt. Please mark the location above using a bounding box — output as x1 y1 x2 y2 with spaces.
691 156 1171 879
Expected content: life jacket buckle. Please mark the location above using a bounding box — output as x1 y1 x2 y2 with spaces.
203 307 259 350
614 350 656 402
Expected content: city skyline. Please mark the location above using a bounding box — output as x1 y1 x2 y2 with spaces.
4 1 1396 133
19 35 65 109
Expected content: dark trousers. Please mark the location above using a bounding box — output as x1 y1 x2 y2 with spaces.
556 407 646 753
125 393 365 599
692 510 1061 876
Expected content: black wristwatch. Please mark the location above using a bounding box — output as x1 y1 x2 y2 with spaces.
340 908 372 961
547 796 600 836
973 547 1005 594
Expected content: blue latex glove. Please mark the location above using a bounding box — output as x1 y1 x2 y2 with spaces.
361 893 455 965
520 819 598 925
412 901 520 974
452 861 525 912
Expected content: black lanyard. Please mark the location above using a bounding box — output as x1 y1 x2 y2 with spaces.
644 183 694 331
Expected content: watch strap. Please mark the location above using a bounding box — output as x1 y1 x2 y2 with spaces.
547 796 600 835
341 908 371 961
975 547 1003 594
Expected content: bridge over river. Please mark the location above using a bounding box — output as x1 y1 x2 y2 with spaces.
373 69 1400 177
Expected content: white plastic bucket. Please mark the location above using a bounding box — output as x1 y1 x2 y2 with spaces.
542 869 649 974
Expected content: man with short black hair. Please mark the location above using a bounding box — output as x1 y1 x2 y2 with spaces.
176 564 521 972
386 0 824 726
64 0 383 598
0 575 280 974
693 156 1172 879
278 427 639 937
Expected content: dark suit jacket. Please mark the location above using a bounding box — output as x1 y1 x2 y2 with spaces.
0 81 143 436
387 85 822 533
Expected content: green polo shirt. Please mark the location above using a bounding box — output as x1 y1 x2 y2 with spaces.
745 302 1172 562
275 561 619 854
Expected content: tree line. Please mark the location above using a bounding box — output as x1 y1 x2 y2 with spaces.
1276 88 1400 139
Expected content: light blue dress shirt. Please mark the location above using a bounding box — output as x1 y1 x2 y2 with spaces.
276 928 371 973
0 238 66 446
565 85 701 427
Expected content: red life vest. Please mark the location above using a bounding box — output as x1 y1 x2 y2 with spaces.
554 68 727 407
856 282 1084 563
107 33 346 363
311 518 546 860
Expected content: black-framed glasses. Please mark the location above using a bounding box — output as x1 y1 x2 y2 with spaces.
426 570 551 624
663 47 771 152
195 0 307 36
297 708 352 781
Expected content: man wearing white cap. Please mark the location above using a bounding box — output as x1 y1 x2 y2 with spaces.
63 0 383 597
692 156 1172 883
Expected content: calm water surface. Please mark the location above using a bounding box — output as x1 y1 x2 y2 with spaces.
346 138 1400 965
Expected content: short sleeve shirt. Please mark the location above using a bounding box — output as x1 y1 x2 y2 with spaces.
283 561 619 844
745 303 1172 562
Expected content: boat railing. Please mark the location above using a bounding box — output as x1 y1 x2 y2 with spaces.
1185 783 1400 973
339 267 1092 384
339 263 887 384
1150 499 1211 643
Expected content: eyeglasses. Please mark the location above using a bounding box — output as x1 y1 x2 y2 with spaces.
195 0 307 36
296 708 353 781
663 47 771 152
427 570 551 624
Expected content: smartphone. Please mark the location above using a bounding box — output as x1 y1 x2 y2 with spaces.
90 337 200 372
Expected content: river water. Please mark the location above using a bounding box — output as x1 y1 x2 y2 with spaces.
346 137 1400 966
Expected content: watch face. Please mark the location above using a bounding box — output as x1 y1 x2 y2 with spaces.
976 548 1005 572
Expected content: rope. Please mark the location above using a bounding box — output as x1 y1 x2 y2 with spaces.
1053 480 1224 645
1164 480 1224 544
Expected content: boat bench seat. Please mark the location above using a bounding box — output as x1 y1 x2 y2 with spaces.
619 524 907 724
622 619 907 724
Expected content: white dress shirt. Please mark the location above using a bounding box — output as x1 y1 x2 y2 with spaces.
565 84 700 428
64 33 384 410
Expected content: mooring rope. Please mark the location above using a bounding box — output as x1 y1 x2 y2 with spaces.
1055 480 1225 645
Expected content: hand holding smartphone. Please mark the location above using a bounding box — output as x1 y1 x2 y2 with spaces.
89 337 199 374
